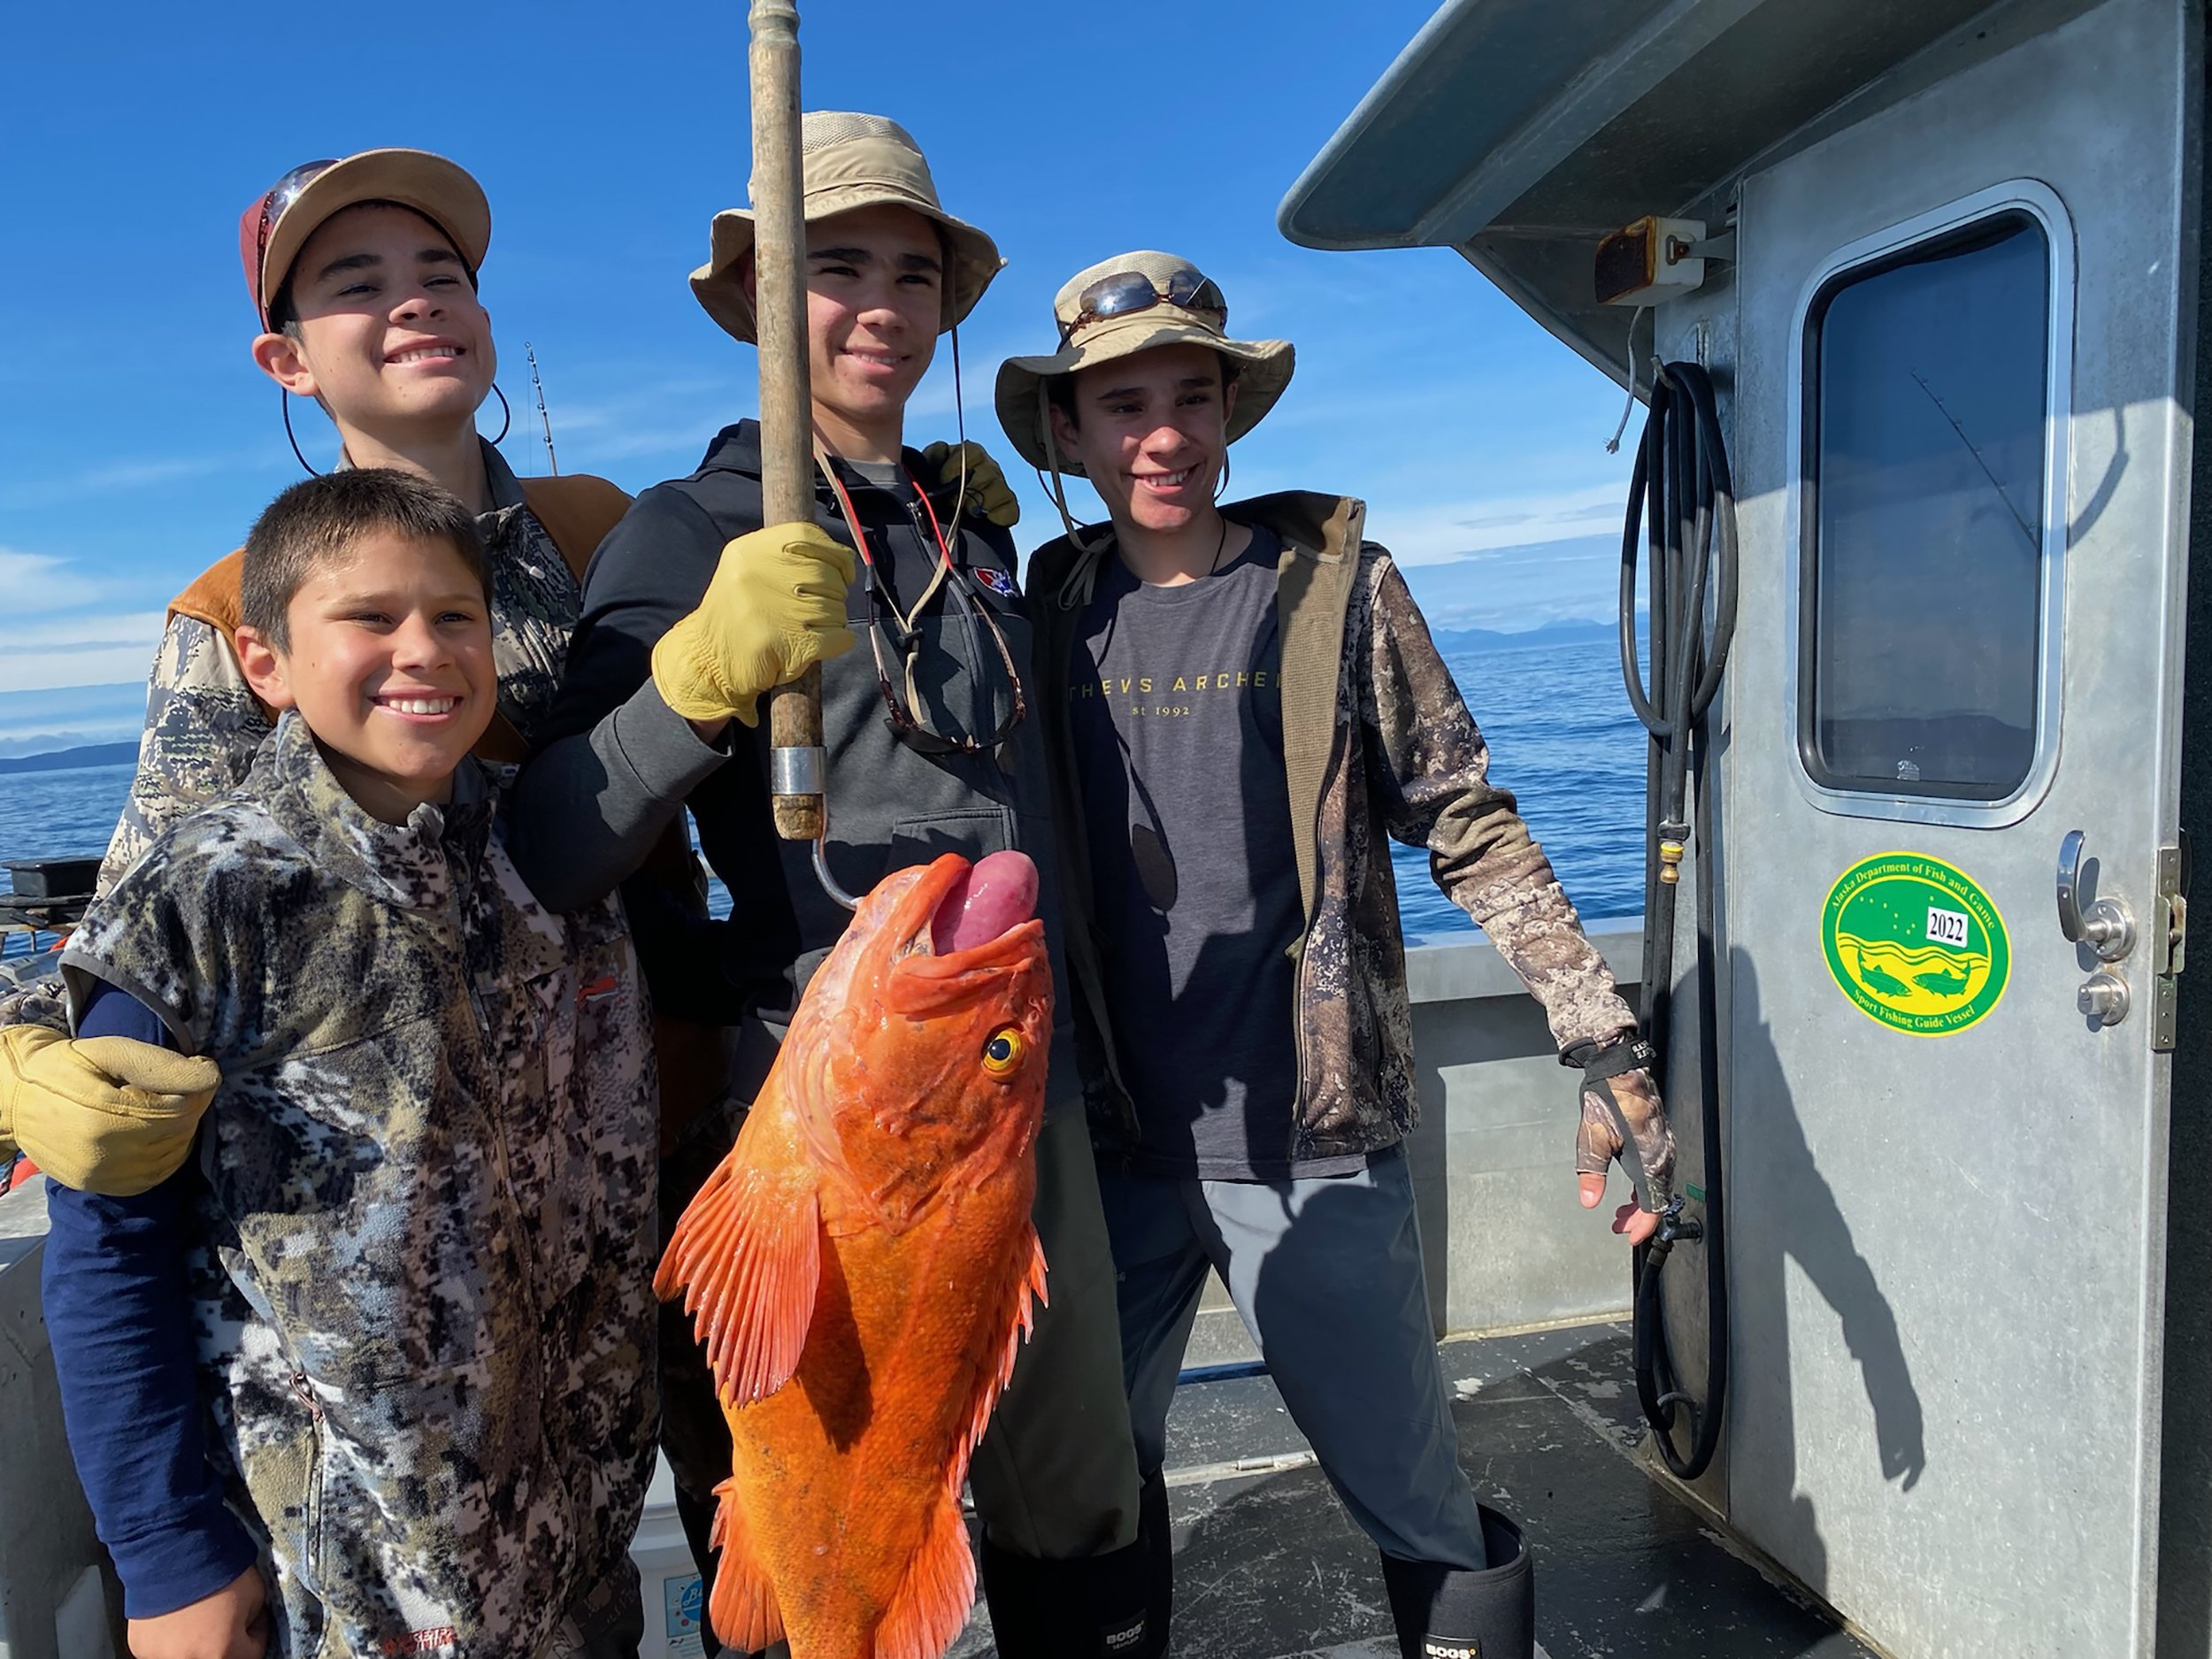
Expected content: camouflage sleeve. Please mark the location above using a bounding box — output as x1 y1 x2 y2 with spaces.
63 831 228 1058
97 616 272 896
1358 549 1639 1052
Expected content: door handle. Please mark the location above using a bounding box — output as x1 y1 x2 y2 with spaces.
2057 829 2136 962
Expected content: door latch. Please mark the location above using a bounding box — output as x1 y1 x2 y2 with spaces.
2057 829 2137 962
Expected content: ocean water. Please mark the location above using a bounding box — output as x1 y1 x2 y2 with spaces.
0 638 1646 961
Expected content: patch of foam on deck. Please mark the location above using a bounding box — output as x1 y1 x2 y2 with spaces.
1300 1645 1552 1658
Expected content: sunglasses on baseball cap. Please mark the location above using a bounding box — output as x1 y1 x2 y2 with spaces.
238 150 492 330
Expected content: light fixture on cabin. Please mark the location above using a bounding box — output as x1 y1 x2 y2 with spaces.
1595 216 1735 306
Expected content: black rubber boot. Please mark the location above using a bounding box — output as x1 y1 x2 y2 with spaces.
978 1529 1155 1658
1140 1469 1173 1656
1379 1505 1535 1659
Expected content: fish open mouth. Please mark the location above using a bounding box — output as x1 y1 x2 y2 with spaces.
927 850 1039 956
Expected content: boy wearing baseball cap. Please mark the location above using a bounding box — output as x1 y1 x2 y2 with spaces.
0 147 669 1180
510 114 1156 1656
1000 252 1680 1659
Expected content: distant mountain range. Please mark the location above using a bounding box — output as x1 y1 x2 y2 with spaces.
0 741 137 776
1430 617 1632 655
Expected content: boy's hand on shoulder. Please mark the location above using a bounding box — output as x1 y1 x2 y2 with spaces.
127 1564 269 1659
652 521 857 731
923 439 1021 527
0 1026 219 1196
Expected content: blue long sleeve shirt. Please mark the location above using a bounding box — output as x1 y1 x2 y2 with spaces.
42 979 258 1617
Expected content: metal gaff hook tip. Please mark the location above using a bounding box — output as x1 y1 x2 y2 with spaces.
812 835 859 911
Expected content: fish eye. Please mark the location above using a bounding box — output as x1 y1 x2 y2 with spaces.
981 1028 1024 1076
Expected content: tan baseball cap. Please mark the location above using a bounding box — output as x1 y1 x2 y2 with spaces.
995 251 1294 476
690 111 1003 344
240 150 491 330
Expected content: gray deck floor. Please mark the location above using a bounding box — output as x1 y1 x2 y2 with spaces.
949 1321 1878 1659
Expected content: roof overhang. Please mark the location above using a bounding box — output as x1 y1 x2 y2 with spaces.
1279 0 2062 384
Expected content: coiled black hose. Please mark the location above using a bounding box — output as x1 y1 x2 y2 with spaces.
1619 360 1736 1481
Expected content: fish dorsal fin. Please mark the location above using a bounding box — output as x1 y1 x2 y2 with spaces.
654 1111 824 1407
962 1226 1049 1469
874 1485 976 1659
707 1475 786 1651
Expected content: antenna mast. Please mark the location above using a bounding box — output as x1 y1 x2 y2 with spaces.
524 342 559 476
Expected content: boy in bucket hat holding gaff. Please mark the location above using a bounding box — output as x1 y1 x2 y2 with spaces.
1001 252 1682 1659
509 115 1157 1657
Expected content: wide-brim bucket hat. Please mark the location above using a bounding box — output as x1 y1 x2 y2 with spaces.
995 250 1294 476
240 149 490 330
691 111 1003 344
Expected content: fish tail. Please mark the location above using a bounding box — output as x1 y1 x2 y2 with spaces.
873 1485 976 1659
708 1474 786 1652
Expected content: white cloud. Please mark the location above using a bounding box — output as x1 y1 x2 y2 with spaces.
1395 534 1625 633
0 449 275 511
0 612 167 694
1369 481 1632 567
0 545 143 617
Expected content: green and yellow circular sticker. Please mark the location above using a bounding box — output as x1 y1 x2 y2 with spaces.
1822 852 2009 1036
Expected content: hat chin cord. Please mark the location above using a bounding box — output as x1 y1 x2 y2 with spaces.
283 381 511 478
282 388 323 477
1037 380 1109 580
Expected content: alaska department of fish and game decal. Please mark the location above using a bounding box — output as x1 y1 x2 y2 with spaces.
1821 852 2010 1036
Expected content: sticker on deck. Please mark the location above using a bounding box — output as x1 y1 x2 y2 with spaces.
1822 852 2009 1036
663 1571 705 1657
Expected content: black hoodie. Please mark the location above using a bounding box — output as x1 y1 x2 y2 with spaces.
519 421 1079 1105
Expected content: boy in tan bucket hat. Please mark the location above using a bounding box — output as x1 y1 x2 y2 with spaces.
1005 252 1683 1659
510 115 1157 1658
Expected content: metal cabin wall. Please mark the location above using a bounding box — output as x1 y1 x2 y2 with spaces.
1721 0 2195 1653
2159 19 2212 1656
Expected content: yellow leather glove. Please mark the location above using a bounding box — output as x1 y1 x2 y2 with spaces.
651 523 857 726
924 440 1021 529
0 1025 220 1196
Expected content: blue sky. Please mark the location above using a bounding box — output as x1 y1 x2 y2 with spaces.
0 0 1634 757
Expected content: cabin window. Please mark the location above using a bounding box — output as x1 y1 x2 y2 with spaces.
1799 211 2052 802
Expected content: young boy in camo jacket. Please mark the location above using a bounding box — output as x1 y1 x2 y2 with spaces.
42 470 659 1659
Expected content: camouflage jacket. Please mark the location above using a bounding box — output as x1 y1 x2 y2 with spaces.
58 714 658 1659
96 444 582 895
1030 492 1639 1164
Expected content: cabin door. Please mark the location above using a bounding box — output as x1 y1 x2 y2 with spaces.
1717 4 2195 1655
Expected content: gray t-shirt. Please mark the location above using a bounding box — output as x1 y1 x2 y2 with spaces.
1070 526 1347 1179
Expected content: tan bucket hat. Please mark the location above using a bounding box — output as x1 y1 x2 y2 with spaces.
240 150 490 330
691 111 1003 344
994 251 1294 476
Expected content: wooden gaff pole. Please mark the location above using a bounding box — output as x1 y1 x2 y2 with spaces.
749 0 829 852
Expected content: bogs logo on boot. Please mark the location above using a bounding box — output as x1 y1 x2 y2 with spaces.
1423 1642 1480 1658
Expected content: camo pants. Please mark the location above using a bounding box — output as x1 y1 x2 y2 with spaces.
539 1561 646 1659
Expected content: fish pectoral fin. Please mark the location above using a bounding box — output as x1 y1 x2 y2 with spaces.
708 1476 785 1651
876 1486 976 1659
658 1151 824 1406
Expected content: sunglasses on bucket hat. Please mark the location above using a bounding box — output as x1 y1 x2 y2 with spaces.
1057 265 1227 345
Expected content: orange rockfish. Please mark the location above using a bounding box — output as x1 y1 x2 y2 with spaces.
656 850 1053 1659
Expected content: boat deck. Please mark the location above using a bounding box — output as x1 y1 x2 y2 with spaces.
953 1320 1878 1659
